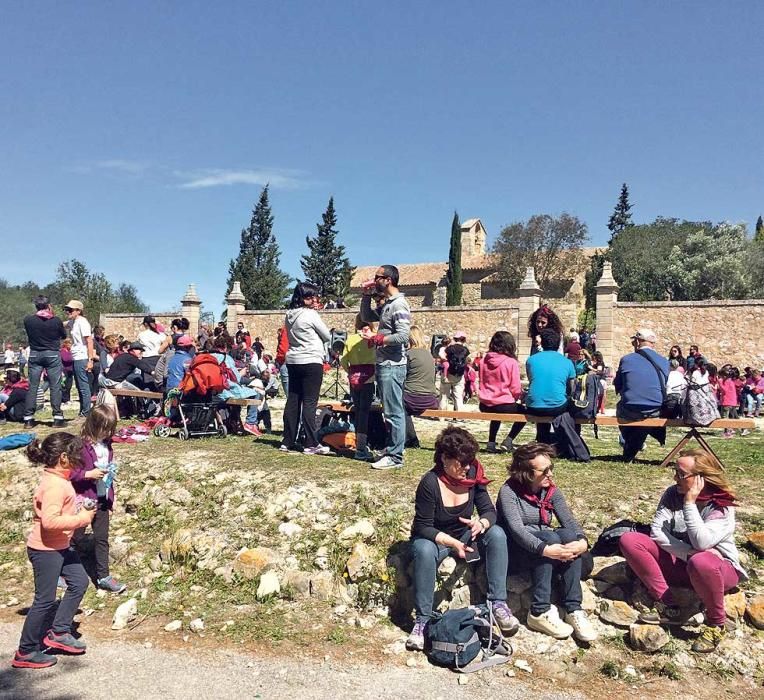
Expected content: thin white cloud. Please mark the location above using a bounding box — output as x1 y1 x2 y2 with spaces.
95 159 151 175
175 168 305 190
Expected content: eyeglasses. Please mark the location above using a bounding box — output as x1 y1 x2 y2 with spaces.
532 466 553 476
673 468 693 480
374 274 388 281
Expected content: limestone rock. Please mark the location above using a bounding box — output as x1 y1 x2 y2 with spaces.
629 624 669 652
438 557 457 577
747 532 764 557
233 547 280 580
724 589 747 620
214 565 234 583
310 571 342 601
278 522 303 538
314 545 330 570
189 618 205 633
581 585 597 613
448 585 472 610
168 486 193 505
598 599 638 627
346 542 372 582
112 598 138 630
160 529 194 562
282 570 312 598
164 620 182 632
256 571 281 599
745 595 764 630
338 519 375 542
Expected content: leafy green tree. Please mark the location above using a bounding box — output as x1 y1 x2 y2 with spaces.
226 185 292 309
446 211 463 306
492 213 588 292
300 196 355 301
664 223 752 300
755 215 764 243
607 183 634 241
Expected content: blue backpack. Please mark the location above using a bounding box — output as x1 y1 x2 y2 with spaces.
424 605 512 673
0 432 35 451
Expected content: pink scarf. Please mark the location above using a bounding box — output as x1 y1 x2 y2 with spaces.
35 309 54 319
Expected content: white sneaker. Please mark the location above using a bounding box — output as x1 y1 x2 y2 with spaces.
527 607 573 639
564 610 598 642
371 456 402 470
303 445 331 456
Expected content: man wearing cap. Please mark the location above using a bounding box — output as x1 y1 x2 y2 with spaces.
22 295 68 427
614 328 669 462
64 300 96 417
103 342 156 389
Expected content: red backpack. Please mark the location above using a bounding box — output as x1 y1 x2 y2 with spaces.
178 353 238 396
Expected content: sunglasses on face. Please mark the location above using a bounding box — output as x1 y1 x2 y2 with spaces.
673 468 694 480
532 466 553 476
374 274 388 281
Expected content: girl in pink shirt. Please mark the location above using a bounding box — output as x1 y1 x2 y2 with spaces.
717 367 739 438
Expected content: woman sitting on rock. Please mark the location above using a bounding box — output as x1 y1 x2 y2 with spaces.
407 425 519 651
496 442 597 642
619 449 746 653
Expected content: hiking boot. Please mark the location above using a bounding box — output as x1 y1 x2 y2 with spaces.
638 601 702 626
353 447 374 462
484 442 506 454
11 650 57 669
242 423 262 437
527 607 573 639
491 601 520 636
43 631 86 654
97 576 127 594
371 456 402 470
303 445 331 456
564 610 598 642
405 619 427 651
691 624 725 653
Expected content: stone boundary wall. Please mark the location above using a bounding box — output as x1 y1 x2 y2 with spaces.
239 305 520 359
612 299 764 369
98 312 179 341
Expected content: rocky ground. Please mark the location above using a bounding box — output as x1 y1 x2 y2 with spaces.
1 402 763 698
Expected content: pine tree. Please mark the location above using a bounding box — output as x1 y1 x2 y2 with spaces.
607 183 634 241
300 197 355 301
756 215 764 242
226 185 292 309
446 211 463 306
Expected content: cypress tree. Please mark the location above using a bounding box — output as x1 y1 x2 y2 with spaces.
756 215 764 242
300 197 355 301
446 211 463 306
226 185 292 309
607 183 634 242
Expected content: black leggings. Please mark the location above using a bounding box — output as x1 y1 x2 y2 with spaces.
479 402 525 443
282 363 324 449
72 503 111 581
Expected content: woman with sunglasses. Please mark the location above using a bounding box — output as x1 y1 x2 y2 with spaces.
619 449 746 653
496 442 597 641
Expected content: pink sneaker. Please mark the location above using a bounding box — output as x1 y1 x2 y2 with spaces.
242 423 262 437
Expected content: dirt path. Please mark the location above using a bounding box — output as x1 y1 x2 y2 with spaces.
0 622 583 700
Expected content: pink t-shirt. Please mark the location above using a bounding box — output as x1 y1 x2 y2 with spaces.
717 377 737 407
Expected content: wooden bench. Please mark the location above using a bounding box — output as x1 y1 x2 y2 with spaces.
419 410 754 470
107 388 260 407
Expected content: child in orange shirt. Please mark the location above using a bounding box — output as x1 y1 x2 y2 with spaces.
12 433 95 669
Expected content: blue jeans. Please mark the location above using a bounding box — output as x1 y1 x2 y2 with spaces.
376 363 407 463
24 351 63 419
278 363 289 396
411 526 508 620
508 527 583 615
73 359 92 416
616 402 665 460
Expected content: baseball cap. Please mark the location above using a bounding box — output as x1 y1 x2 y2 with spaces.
64 300 84 311
631 328 657 343
129 341 145 351
452 330 467 340
176 334 193 347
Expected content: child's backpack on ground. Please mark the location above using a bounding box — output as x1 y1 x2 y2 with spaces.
178 353 238 397
424 605 512 673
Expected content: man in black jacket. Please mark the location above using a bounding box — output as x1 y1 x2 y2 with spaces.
22 295 67 428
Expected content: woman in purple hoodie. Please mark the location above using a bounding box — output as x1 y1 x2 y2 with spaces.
479 332 524 453
69 406 127 594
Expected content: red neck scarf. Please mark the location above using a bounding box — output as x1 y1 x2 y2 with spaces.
436 459 491 490
510 480 557 525
696 487 737 509
35 309 54 319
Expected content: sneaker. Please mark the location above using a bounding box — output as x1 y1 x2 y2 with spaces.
637 600 702 626
491 601 520 636
278 445 290 452
691 624 725 653
303 445 331 456
527 607 573 639
23 419 35 429
564 610 598 642
371 456 403 470
405 619 427 651
353 447 374 461
11 650 57 669
741 429 751 436
97 576 127 594
43 631 86 654
484 442 506 454
500 436 515 452
52 416 66 428
242 423 262 437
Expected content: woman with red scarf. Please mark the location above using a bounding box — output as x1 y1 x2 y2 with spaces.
495 442 597 642
406 426 518 652
619 449 746 653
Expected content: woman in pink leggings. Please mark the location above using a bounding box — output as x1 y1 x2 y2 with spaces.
619 449 746 653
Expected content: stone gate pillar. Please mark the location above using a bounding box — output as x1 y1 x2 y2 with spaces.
517 267 541 366
226 281 246 331
595 262 620 368
180 284 202 336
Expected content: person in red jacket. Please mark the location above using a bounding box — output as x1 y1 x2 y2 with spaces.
275 326 290 395
478 331 525 453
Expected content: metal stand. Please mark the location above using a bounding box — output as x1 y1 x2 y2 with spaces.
659 427 725 470
321 363 348 401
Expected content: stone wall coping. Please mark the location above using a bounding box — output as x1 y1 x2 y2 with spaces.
616 299 764 309
237 304 520 316
101 311 178 318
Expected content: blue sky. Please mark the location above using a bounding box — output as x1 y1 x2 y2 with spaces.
1 2 762 317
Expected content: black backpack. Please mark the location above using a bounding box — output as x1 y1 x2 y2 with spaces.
571 372 603 420
424 605 512 673
445 345 469 378
591 519 651 557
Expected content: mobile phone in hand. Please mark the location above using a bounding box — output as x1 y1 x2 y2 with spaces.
464 543 481 563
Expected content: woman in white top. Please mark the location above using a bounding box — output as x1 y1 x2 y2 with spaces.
137 315 167 388
279 282 331 456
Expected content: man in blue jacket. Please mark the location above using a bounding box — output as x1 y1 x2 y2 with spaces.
614 328 669 462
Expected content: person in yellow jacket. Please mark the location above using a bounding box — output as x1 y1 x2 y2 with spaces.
340 315 378 461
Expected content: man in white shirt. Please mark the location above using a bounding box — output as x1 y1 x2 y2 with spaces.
65 299 96 417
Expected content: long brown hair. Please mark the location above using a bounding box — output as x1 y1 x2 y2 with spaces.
27 433 83 468
81 405 118 444
679 449 736 500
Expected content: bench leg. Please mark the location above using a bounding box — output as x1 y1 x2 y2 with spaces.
659 427 726 471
